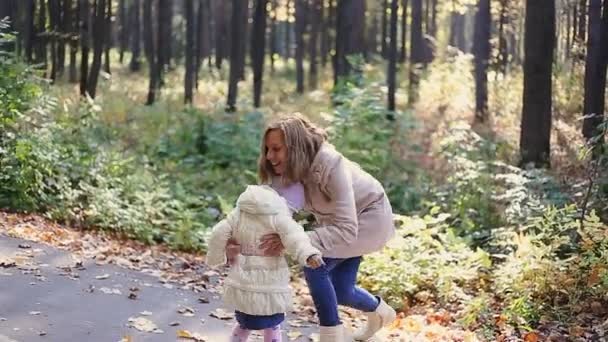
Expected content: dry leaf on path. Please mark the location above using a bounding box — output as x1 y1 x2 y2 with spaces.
177 329 207 341
127 316 164 334
308 332 320 342
210 308 234 320
100 287 122 295
287 330 303 340
95 273 110 280
523 331 539 342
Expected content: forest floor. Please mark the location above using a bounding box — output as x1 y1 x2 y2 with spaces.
0 211 479 342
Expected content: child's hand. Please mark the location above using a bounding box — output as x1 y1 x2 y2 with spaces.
306 254 325 269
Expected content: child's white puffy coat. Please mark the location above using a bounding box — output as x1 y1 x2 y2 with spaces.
206 185 320 316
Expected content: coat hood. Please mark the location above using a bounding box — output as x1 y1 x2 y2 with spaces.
236 185 288 215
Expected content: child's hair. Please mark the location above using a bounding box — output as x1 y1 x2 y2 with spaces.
258 113 327 184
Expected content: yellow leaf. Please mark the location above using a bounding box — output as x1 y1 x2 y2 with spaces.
403 316 423 333
523 331 539 342
287 330 303 340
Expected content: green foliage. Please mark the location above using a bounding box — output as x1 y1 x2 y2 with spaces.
359 213 491 311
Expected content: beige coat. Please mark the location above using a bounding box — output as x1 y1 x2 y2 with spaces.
206 185 320 316
303 143 395 258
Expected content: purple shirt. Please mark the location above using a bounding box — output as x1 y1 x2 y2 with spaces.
271 178 305 214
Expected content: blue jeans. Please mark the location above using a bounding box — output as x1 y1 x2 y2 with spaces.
303 257 379 327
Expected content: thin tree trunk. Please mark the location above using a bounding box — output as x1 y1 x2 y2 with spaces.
334 0 365 85
128 0 141 71
409 0 423 103
22 0 35 63
320 0 329 66
79 0 90 96
57 0 67 76
36 0 48 72
309 0 321 88
582 0 607 149
118 0 127 63
143 0 157 104
215 0 226 69
185 0 195 104
284 0 292 60
473 0 491 123
269 0 278 73
157 0 170 82
87 0 106 98
295 0 307 93
251 0 268 107
48 0 59 83
226 0 246 111
400 0 408 62
381 0 388 57
103 0 111 74
195 0 206 89
387 0 398 114
498 0 508 74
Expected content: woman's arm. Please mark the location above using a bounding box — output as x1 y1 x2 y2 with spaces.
272 214 321 266
308 157 359 251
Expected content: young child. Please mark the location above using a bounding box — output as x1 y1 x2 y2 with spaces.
206 184 323 342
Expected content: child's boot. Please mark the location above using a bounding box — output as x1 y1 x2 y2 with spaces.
319 324 346 342
353 298 396 341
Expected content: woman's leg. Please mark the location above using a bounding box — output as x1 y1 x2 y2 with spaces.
262 324 282 342
330 256 379 312
303 258 342 327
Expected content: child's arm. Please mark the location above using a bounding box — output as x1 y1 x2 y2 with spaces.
271 214 322 267
205 210 237 268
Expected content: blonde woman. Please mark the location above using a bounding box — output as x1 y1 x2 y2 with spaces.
227 113 397 342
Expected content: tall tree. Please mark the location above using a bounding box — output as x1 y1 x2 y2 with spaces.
195 0 208 89
118 0 127 63
295 0 307 93
473 0 491 123
226 0 246 111
67 0 78 82
582 0 608 148
128 0 141 71
36 0 48 71
87 0 106 98
215 0 226 69
157 0 170 82
21 0 36 63
334 0 366 85
103 0 111 74
449 8 466 51
143 0 157 104
320 0 329 66
381 0 389 58
387 0 398 114
400 0 409 62
185 0 195 104
251 0 268 107
79 0 90 96
48 0 60 83
409 0 423 103
309 0 321 89
519 0 555 167
269 0 278 73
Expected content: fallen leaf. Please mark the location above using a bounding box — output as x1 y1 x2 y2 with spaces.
18 244 31 249
169 321 180 326
128 292 138 300
524 331 539 342
119 336 133 342
29 311 41 315
177 329 207 341
100 287 122 295
308 332 320 342
39 331 47 336
140 311 153 316
95 273 110 280
403 316 423 333
127 316 164 334
198 296 210 304
210 308 234 320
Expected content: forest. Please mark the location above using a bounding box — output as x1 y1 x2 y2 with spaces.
0 0 607 341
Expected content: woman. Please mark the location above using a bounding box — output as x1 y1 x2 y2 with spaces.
228 113 396 342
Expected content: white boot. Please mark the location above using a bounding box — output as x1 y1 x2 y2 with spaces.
353 298 396 341
320 324 345 342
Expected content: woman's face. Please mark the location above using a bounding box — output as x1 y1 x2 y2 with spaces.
265 129 288 175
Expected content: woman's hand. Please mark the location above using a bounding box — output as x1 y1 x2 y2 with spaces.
259 233 284 256
225 238 241 265
306 254 325 269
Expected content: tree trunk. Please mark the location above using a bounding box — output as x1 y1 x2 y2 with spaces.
251 0 268 107
269 0 278 73
22 0 35 63
48 0 60 83
103 0 111 74
381 0 388 57
118 0 127 63
57 0 67 76
226 0 246 111
320 0 329 66
409 0 423 103
36 0 48 72
157 0 170 81
473 0 491 123
185 0 195 104
387 0 398 114
400 0 409 62
449 10 466 51
582 0 607 149
128 0 141 71
497 0 508 74
295 0 307 93
195 0 206 89
68 0 78 82
309 0 321 88
519 0 555 168
79 0 90 96
143 0 157 104
284 0 291 60
430 0 437 37
333 0 365 86
578 0 587 44
87 0 106 98
215 0 226 69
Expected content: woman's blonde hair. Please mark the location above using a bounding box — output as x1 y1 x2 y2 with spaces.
258 113 327 184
